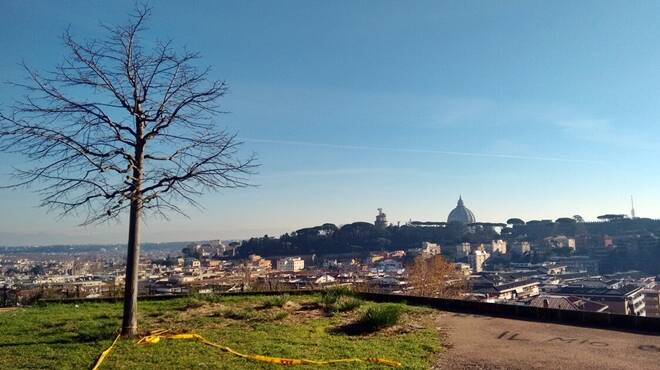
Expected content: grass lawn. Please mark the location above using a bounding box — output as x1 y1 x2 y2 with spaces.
0 293 442 369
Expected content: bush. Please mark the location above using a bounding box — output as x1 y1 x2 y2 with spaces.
325 286 353 297
272 310 288 320
336 297 363 313
320 292 339 308
319 286 356 314
356 304 402 331
261 294 289 309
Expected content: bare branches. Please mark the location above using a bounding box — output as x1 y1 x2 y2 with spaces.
140 132 257 205
407 255 466 298
0 6 256 226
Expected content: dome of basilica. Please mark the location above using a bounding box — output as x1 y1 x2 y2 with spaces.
447 196 476 224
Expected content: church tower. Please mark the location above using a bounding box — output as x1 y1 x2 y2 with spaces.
375 208 388 229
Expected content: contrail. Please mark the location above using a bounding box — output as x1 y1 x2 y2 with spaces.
242 138 604 164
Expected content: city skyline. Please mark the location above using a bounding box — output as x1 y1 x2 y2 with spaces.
0 197 642 247
3 1 660 245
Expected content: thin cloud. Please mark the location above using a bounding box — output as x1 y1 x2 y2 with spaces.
243 138 605 164
260 168 403 178
556 119 656 151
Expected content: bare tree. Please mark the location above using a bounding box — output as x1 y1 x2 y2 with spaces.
406 255 465 298
0 6 256 336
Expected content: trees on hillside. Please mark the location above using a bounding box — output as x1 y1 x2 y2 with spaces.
0 6 255 336
506 218 525 225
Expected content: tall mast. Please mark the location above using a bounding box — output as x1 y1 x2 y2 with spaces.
630 195 636 219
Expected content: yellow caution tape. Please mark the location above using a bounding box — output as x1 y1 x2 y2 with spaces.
90 329 402 368
137 330 402 367
91 332 120 370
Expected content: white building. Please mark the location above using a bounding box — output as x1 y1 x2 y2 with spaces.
277 257 305 272
184 258 201 269
492 280 540 300
643 284 660 317
486 240 507 254
456 242 471 259
376 259 404 273
543 236 576 250
454 262 472 276
168 274 197 284
314 274 336 284
468 250 490 273
420 242 441 257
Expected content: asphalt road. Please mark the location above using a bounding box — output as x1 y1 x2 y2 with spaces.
432 311 660 370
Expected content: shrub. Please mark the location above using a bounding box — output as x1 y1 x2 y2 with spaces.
319 286 356 313
320 292 339 308
261 294 289 309
325 286 353 297
336 297 363 313
356 304 402 331
272 310 288 320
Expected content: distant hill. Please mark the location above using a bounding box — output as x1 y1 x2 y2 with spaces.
238 221 499 257
0 241 189 255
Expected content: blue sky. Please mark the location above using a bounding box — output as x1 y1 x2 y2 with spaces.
1 1 659 245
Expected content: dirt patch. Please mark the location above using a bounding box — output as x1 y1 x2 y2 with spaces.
282 301 301 311
330 312 437 337
181 303 227 318
433 312 660 370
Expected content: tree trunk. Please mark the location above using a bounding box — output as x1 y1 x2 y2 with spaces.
121 193 141 336
122 112 144 337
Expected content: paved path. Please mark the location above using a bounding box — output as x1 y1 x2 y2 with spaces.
433 311 660 370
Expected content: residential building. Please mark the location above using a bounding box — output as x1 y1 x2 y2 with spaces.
376 259 403 273
643 284 660 317
548 256 599 274
538 264 567 275
542 235 576 250
468 250 489 273
248 255 272 270
485 240 507 254
528 295 609 312
183 258 200 269
420 242 441 257
202 260 221 268
470 278 540 300
556 285 646 316
456 243 471 259
510 241 531 256
314 274 336 284
454 263 472 276
276 257 305 272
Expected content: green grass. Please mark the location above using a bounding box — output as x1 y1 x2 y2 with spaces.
0 294 441 369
